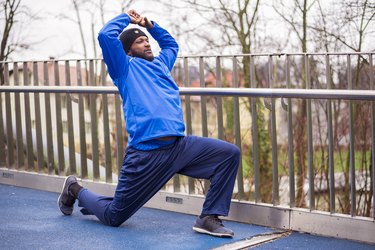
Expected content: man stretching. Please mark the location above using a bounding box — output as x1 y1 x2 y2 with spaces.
58 9 240 238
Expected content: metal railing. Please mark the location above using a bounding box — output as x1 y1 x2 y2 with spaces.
0 52 374 243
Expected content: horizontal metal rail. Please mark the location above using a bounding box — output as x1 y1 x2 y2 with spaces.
1 85 375 100
0 51 373 63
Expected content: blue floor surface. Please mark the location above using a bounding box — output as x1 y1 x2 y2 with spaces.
1 184 374 249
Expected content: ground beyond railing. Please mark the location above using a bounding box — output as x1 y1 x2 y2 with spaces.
0 53 374 243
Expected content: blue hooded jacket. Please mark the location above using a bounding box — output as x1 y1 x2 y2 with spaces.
98 13 185 148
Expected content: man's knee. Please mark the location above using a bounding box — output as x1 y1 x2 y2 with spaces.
108 217 127 227
228 144 241 162
105 210 129 227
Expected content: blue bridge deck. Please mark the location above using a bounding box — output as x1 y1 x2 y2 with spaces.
1 183 374 250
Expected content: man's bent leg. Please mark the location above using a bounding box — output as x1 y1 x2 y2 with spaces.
175 136 240 237
177 136 240 216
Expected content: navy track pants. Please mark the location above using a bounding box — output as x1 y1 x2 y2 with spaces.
77 135 240 227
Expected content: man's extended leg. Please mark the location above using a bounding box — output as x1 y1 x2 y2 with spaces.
75 142 185 226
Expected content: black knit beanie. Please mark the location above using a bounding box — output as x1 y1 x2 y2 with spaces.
119 28 148 53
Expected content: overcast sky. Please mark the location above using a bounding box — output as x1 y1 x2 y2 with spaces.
9 0 283 60
12 0 157 60
6 0 375 61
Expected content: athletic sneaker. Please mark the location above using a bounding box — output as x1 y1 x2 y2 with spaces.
192 215 234 237
57 175 77 215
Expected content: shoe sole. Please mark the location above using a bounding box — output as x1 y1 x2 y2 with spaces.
192 226 234 238
57 176 75 215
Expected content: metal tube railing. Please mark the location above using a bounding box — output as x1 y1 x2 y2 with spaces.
0 53 374 221
2 85 375 99
1 51 373 65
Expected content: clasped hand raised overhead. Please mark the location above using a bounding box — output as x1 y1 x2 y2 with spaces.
126 9 153 29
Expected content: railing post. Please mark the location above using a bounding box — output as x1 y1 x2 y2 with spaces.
101 60 112 183
88 60 100 180
43 61 55 174
233 56 245 200
305 54 315 210
114 87 124 179
347 55 356 216
54 60 65 175
23 62 33 170
65 61 76 175
216 56 224 140
199 56 210 193
33 62 44 172
4 63 14 168
286 55 295 208
250 55 260 202
0 63 5 166
326 54 335 213
370 53 375 220
13 62 24 170
269 55 279 205
183 57 195 194
77 60 88 179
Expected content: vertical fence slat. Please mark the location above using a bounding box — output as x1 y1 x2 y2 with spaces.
216 56 224 140
286 55 295 207
269 55 279 205
369 53 375 219
305 54 315 210
0 63 5 166
77 61 88 179
101 60 112 183
89 60 100 180
33 62 44 172
183 57 195 194
4 63 14 168
326 55 335 213
43 61 54 174
233 56 244 200
14 62 24 169
184 57 193 136
250 56 260 202
54 61 65 175
199 56 210 193
347 55 356 216
114 91 124 178
65 61 76 175
23 62 33 170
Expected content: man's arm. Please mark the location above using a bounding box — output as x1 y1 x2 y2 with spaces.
98 10 145 81
97 13 131 81
148 23 179 71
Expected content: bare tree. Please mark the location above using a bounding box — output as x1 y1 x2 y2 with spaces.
318 0 375 216
0 0 35 83
312 0 375 52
